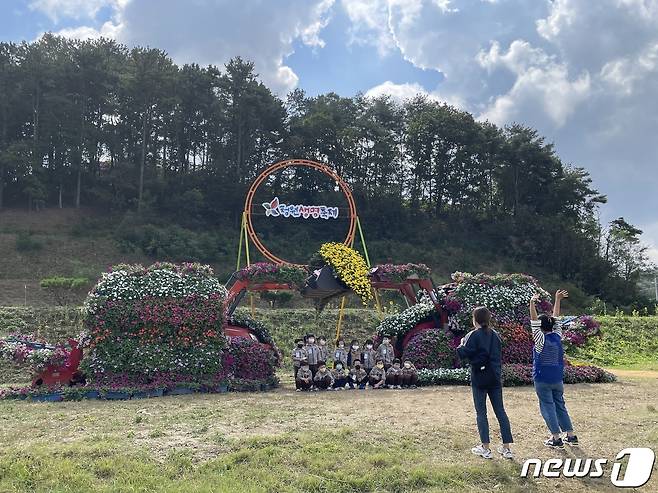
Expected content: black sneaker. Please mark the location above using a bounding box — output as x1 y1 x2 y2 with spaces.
544 437 564 449
564 435 579 446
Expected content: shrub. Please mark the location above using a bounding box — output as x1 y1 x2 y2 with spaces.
40 277 89 306
82 263 227 380
402 329 454 369
15 232 43 252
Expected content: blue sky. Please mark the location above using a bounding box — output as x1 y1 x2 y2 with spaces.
2 0 658 262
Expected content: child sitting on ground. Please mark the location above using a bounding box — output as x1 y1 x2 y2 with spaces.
332 362 348 390
334 338 348 369
386 359 403 389
313 363 334 391
295 362 313 392
401 359 418 388
368 359 387 389
349 360 368 390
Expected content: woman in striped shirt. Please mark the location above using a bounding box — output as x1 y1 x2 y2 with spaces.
530 290 579 448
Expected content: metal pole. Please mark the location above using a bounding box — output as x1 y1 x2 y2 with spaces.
654 276 657 302
236 211 245 270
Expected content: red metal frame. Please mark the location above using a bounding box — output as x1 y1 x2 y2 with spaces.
32 338 84 387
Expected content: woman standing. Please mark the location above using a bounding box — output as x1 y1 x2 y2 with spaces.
457 307 514 460
530 290 579 448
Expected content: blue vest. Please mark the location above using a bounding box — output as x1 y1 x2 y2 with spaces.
533 332 564 384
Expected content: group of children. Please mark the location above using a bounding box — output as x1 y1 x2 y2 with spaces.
292 334 419 391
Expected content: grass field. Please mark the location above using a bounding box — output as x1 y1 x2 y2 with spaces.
0 370 657 492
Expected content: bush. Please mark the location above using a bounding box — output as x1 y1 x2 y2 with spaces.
15 232 43 252
40 277 89 306
82 263 227 380
402 329 455 369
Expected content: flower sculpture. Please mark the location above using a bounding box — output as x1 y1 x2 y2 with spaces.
314 242 373 305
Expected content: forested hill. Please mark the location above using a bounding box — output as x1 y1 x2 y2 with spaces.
0 35 651 309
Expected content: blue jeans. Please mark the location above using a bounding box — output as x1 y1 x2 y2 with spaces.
534 381 574 435
471 384 514 444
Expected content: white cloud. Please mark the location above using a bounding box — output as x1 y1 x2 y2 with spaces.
38 0 334 96
365 81 432 102
477 40 591 126
29 0 116 23
365 80 465 108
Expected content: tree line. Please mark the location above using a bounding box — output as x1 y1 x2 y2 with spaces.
0 35 651 307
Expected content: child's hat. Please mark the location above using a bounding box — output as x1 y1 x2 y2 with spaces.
393 358 401 364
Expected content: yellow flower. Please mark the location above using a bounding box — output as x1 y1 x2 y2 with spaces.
318 243 373 304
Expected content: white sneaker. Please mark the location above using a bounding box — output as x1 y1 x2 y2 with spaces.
295 389 301 392
471 445 493 459
497 446 513 459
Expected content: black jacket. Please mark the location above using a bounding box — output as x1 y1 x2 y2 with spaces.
456 328 503 383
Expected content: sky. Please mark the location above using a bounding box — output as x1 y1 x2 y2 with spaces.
2 0 658 262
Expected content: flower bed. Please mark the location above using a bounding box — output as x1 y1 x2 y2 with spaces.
227 336 279 382
235 262 307 286
417 364 616 387
82 263 228 381
370 263 431 282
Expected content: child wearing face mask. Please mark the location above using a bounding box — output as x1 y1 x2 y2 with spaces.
296 362 313 392
292 337 308 380
318 336 328 366
368 359 387 389
334 338 348 369
305 334 320 378
361 339 376 374
313 363 334 391
386 358 403 389
347 340 361 368
377 336 395 371
401 359 418 388
349 360 368 390
332 362 348 390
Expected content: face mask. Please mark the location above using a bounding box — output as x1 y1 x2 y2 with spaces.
366 344 373 349
404 363 411 368
377 364 384 369
339 343 344 348
336 365 342 370
394 365 400 369
353 345 359 350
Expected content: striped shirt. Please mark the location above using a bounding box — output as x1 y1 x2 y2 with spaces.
531 320 562 353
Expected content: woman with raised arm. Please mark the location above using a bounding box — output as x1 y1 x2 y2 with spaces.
530 290 579 448
457 307 514 460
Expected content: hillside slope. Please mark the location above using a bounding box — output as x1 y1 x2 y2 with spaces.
0 207 591 308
